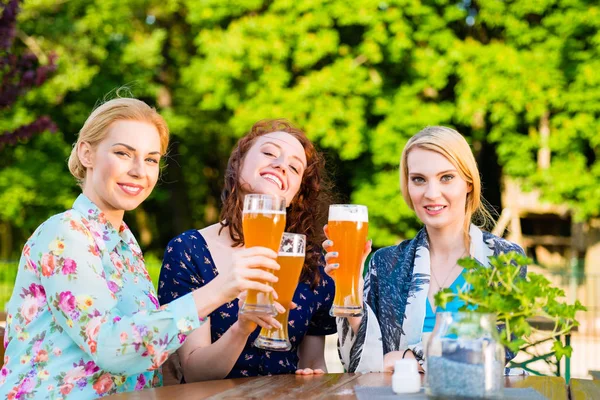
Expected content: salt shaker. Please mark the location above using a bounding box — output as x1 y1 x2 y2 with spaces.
392 358 421 394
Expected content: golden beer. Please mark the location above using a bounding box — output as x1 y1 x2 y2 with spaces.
328 205 368 317
254 253 305 351
242 211 286 309
239 194 287 315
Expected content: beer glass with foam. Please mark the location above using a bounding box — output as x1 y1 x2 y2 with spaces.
328 204 368 317
254 233 306 351
239 194 286 315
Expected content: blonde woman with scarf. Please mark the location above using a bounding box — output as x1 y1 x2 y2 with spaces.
324 126 526 373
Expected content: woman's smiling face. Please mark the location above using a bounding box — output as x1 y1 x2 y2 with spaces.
238 131 307 206
407 147 472 232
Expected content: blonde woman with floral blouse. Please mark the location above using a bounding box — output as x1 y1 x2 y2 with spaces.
0 98 280 399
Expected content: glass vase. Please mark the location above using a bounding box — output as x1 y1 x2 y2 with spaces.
425 312 505 399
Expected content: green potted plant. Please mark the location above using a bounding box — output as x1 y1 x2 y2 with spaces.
435 251 585 359
425 252 585 398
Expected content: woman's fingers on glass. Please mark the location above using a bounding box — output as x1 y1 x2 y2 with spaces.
324 252 338 263
247 316 271 330
290 301 298 310
322 239 334 250
246 268 278 283
324 263 339 276
247 281 274 293
274 301 286 314
243 246 278 259
269 316 282 329
237 291 248 302
244 256 280 270
323 224 330 240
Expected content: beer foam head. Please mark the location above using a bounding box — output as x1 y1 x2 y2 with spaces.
328 205 368 222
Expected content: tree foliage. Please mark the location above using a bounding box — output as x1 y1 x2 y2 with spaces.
1 0 599 257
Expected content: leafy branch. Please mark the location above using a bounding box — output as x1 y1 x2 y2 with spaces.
435 251 586 360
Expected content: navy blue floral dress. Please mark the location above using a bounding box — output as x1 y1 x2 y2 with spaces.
158 230 336 378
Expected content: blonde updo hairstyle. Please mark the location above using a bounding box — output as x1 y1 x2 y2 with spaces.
68 98 169 186
399 126 494 249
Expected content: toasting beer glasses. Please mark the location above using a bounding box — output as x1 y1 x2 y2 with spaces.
239 194 287 315
328 204 369 317
254 233 306 351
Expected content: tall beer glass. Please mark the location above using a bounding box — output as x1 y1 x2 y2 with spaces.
239 194 286 315
328 204 368 317
254 233 306 351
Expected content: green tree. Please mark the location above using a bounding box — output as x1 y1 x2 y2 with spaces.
2 0 599 257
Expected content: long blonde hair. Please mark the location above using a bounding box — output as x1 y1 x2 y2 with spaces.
399 126 494 248
68 98 169 186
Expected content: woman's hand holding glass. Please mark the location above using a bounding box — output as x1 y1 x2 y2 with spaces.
234 292 286 336
215 246 281 304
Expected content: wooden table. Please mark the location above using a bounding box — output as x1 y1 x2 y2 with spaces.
570 379 600 400
108 373 568 399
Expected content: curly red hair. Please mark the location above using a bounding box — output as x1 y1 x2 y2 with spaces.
219 119 332 288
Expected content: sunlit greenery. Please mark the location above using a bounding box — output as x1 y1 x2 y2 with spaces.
2 0 599 259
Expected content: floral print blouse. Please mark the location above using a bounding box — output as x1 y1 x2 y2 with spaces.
158 230 336 378
0 195 203 399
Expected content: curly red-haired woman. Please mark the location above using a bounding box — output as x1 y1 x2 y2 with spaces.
158 119 335 382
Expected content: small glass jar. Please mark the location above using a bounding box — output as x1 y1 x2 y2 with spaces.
425 312 504 399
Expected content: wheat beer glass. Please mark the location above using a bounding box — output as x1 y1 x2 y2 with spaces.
328 204 368 317
239 194 286 315
254 233 306 351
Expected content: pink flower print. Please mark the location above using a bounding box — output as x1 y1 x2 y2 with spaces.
84 361 100 375
25 257 37 272
93 373 114 395
21 295 40 323
17 376 35 396
147 292 160 310
110 253 124 271
135 374 146 391
107 280 120 293
86 316 103 343
88 244 100 257
153 350 169 369
120 332 128 344
64 366 86 385
23 243 31 257
28 283 46 303
60 383 74 395
178 333 187 344
57 291 76 314
62 258 77 275
53 347 62 356
1 363 9 380
34 349 48 363
41 253 55 277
